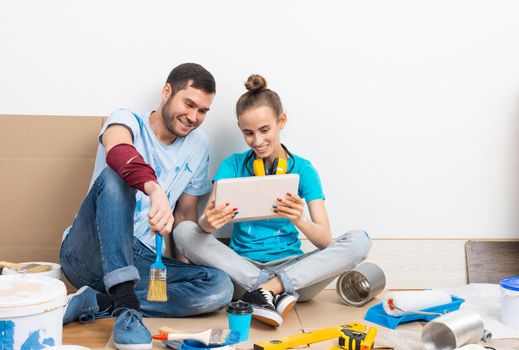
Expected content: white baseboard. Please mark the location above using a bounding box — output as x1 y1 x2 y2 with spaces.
300 238 468 290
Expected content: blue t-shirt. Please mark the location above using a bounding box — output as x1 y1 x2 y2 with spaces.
63 108 212 252
214 150 325 262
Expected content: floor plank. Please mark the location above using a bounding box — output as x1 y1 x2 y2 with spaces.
63 318 114 349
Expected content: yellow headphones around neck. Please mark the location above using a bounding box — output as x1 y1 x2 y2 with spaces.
253 157 288 176
245 144 295 176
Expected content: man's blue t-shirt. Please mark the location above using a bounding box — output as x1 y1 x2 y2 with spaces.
63 108 212 252
214 150 325 263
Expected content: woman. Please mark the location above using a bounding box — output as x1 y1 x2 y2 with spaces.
174 74 372 327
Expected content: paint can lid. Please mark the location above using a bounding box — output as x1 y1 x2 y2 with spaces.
500 276 519 291
227 301 253 314
0 274 67 317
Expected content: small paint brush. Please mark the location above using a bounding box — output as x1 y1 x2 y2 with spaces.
146 233 167 302
153 329 237 346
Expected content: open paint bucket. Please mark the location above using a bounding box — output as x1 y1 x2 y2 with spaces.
44 346 91 349
2 262 62 280
499 276 519 329
0 274 67 349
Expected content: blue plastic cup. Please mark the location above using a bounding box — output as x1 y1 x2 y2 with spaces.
227 301 253 342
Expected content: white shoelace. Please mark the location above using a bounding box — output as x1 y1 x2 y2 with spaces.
259 288 274 305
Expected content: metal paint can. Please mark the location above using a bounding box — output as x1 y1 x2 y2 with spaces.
336 262 386 307
421 310 485 350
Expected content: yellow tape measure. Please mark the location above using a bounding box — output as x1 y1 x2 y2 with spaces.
338 323 377 350
253 323 377 350
254 325 343 350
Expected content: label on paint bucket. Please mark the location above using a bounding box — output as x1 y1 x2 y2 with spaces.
0 275 67 350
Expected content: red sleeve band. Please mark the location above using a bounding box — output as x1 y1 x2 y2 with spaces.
106 143 158 193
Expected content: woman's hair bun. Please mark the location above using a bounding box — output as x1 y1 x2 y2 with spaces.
244 74 267 93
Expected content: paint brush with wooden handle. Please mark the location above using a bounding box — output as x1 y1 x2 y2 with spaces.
153 328 237 346
146 233 167 301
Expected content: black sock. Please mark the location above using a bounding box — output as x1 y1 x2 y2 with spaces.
109 281 140 315
95 293 114 313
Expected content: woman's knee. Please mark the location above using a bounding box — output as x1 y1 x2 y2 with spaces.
335 229 372 258
173 221 203 249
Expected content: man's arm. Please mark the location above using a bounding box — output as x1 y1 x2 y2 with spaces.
168 192 199 259
102 124 174 236
173 192 199 227
101 124 133 152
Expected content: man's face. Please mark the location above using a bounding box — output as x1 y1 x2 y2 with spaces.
161 84 214 138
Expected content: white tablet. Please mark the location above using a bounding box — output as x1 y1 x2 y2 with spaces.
214 174 300 222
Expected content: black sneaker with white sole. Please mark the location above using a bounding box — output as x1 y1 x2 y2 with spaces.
240 288 282 327
274 293 298 318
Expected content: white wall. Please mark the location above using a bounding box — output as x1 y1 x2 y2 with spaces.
2 0 519 238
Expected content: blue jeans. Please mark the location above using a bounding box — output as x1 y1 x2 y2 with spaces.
60 168 233 317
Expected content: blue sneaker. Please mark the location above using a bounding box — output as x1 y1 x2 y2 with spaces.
63 286 111 324
113 308 152 350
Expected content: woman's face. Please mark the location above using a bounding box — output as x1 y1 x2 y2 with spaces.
238 105 286 160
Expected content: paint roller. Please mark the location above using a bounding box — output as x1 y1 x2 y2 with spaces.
383 290 452 316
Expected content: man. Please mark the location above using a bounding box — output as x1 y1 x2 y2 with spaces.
60 63 233 350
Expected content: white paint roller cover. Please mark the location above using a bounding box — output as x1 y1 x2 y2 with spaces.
383 290 452 316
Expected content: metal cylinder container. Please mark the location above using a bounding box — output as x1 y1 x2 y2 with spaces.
336 262 386 307
421 310 485 350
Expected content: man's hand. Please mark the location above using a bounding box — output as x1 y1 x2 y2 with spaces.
199 201 237 233
274 192 306 225
144 181 174 236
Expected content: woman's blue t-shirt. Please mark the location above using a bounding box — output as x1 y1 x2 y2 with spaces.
213 150 325 263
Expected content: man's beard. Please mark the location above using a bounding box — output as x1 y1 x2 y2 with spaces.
161 98 182 137
161 113 179 136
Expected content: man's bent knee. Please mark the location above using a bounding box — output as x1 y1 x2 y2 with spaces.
97 167 132 192
206 270 233 312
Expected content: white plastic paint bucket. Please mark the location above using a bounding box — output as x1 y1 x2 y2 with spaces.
2 262 62 280
0 274 67 350
44 346 90 350
500 276 519 329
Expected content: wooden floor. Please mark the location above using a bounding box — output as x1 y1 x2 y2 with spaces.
63 290 424 350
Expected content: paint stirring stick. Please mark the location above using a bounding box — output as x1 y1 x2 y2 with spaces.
146 232 167 302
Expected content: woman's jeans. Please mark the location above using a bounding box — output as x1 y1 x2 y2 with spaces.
60 168 233 317
174 221 372 301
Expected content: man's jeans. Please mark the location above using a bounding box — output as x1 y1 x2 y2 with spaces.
174 221 372 301
60 168 233 317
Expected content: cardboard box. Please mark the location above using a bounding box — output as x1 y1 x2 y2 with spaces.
0 115 104 264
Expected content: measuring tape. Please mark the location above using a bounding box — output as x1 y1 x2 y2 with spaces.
253 323 377 350
338 323 377 350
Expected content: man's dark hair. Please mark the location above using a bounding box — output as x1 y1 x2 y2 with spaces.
166 63 216 97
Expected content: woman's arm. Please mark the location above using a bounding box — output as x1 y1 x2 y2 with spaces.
198 184 237 233
275 195 332 249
